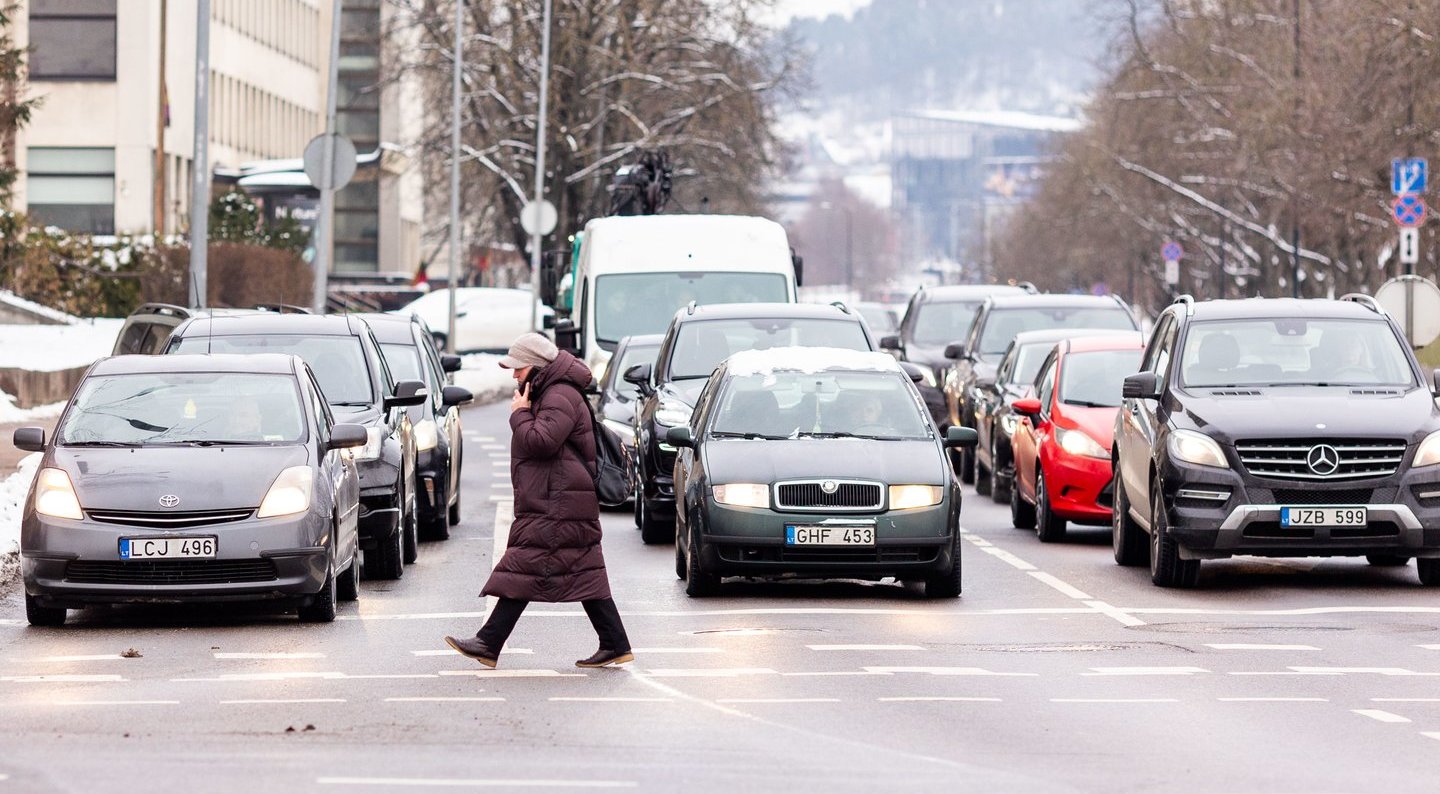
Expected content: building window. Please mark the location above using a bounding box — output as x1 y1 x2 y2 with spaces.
29 0 117 81
27 147 115 234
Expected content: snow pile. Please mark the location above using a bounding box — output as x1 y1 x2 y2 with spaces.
454 354 515 404
0 393 66 424
0 319 123 372
0 291 80 325
0 452 40 584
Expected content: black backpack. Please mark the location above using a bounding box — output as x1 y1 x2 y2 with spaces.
563 386 635 507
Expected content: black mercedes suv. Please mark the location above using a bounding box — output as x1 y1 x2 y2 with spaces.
1112 295 1440 588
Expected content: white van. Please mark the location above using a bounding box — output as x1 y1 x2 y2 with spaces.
550 215 802 379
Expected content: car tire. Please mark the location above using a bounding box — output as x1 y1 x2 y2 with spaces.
1111 476 1147 567
959 442 976 485
337 550 361 602
1149 483 1200 588
1366 554 1409 567
1418 559 1440 585
1010 471 1036 529
639 497 671 545
989 441 1009 504
402 479 420 565
421 479 451 541
365 520 406 581
684 527 720 597
1035 469 1067 543
975 455 992 497
449 485 462 526
924 534 962 598
298 561 338 623
25 594 66 627
675 518 689 580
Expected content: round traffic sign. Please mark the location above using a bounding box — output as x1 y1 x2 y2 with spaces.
1376 276 1440 347
520 200 558 236
303 133 358 191
1161 241 1184 261
1393 195 1428 228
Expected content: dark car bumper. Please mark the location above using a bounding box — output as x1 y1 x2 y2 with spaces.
1159 458 1440 559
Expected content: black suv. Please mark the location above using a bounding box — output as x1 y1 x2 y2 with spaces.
165 314 429 579
1112 295 1440 588
944 294 1138 483
880 284 1034 425
624 303 877 544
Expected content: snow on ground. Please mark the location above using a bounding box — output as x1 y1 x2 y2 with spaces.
0 452 40 584
0 319 123 372
0 290 82 325
454 354 515 404
0 394 66 424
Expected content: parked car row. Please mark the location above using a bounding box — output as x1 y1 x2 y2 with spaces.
17 304 473 626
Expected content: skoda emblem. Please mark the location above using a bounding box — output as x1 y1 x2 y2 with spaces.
1305 445 1340 477
158 494 181 509
820 481 839 494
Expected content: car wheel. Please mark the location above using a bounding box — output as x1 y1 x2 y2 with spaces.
1111 475 1147 566
1149 482 1200 588
25 594 66 627
1035 469 1067 543
684 527 720 597
1417 559 1440 586
298 561 338 623
421 478 451 541
675 521 688 581
924 533 962 598
449 484 462 526
989 441 1009 504
1366 554 1409 567
337 549 361 602
639 497 671 545
1010 471 1036 529
975 452 992 496
365 517 406 581
402 479 420 565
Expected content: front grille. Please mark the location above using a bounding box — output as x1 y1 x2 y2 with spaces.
87 508 253 530
715 544 938 565
774 480 884 511
1236 439 1406 481
65 559 278 585
1271 488 1372 506
1241 522 1401 541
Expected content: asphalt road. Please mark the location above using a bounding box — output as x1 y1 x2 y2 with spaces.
2 398 1440 792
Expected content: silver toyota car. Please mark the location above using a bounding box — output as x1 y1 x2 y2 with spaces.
15 354 369 626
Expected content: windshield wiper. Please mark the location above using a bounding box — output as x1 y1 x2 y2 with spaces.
1064 400 1116 408
798 431 894 440
710 431 788 440
63 440 136 448
183 439 274 447
330 401 375 407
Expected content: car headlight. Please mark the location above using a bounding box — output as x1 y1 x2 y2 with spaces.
414 418 439 451
344 427 386 461
603 417 636 443
33 467 83 520
1168 429 1230 469
1415 430 1440 467
889 484 944 510
713 483 770 509
1057 427 1109 459
1000 413 1019 436
918 367 938 388
258 466 314 518
655 399 693 428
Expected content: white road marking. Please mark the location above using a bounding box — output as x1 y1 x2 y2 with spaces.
222 699 347 705
319 778 635 789
1027 571 1092 600
338 606 1097 621
1418 644 1440 650
1085 667 1210 676
483 499 515 621
52 700 179 706
548 697 673 703
979 546 1036 571
214 652 325 660
628 648 720 655
172 672 344 682
1126 606 1440 616
1289 667 1432 676
481 444 505 450
878 696 1002 702
1052 698 1180 704
1371 698 1440 703
1422 732 1440 742
641 668 778 678
411 648 532 656
1218 697 1328 702
863 666 1037 677
336 675 440 680
716 698 842 704
0 675 124 683
1084 600 1146 627
488 495 511 501
806 644 924 652
438 670 586 678
782 671 883 677
468 435 496 442
1205 644 1320 651
385 697 505 703
1353 709 1411 723
15 654 125 663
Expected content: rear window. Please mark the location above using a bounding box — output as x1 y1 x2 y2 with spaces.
1060 350 1142 408
668 318 871 380
171 334 374 405
910 302 979 345
979 307 1135 357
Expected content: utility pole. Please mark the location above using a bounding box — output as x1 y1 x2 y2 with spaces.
1290 0 1301 299
188 0 210 308
448 0 463 354
153 0 167 238
312 0 343 313
528 0 554 334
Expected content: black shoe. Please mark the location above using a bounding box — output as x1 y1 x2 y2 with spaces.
445 635 498 668
575 648 635 668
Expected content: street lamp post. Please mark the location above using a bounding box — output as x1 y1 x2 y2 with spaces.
448 0 463 354
527 0 554 334
188 0 210 309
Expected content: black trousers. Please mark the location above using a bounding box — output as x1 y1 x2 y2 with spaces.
477 597 631 653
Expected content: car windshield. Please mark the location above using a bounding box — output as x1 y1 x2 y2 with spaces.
711 371 931 440
610 342 661 399
1179 319 1416 388
1061 350 1142 408
172 334 374 405
979 307 1135 357
60 373 305 446
857 305 898 335
668 318 872 380
1005 342 1056 387
380 343 423 383
593 272 789 344
911 301 979 345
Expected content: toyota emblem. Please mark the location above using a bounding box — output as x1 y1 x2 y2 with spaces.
820 480 839 494
158 494 181 509
1305 444 1340 477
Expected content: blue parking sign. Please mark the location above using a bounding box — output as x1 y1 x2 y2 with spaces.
1392 158 1427 195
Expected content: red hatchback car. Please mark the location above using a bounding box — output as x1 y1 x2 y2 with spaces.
1010 334 1145 542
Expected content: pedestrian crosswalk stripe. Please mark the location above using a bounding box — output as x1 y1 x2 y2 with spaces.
1353 709 1411 723
806 644 924 651
716 698 841 704
1084 667 1210 676
385 697 505 703
214 652 325 660
221 699 347 705
318 778 636 789
878 697 1002 702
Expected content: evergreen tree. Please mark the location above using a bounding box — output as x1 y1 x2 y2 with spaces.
0 2 39 205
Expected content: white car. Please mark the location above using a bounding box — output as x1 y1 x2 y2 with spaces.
401 288 552 353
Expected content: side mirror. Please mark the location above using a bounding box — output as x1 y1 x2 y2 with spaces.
1122 372 1160 400
665 426 695 449
1432 368 1440 396
384 379 429 410
943 342 967 360
944 426 978 448
879 335 901 352
440 354 462 373
791 250 804 287
1012 397 1043 417
13 426 45 452
624 363 654 396
899 362 927 383
328 423 369 451
543 314 557 330
441 385 473 407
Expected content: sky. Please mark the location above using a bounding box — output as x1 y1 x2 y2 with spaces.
773 0 872 21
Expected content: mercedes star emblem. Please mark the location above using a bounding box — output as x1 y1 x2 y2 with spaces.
820 481 839 494
1305 444 1340 477
158 494 181 509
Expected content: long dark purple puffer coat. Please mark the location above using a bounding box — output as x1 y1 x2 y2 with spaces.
481 351 611 602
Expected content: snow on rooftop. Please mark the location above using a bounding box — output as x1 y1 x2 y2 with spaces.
0 452 40 578
0 291 79 325
724 347 901 377
906 109 1084 134
0 320 123 372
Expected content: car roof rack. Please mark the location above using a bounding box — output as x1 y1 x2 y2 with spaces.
254 303 313 314
1339 293 1384 315
1171 294 1196 316
1016 281 1039 294
829 301 852 314
685 300 698 316
134 302 192 319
